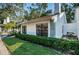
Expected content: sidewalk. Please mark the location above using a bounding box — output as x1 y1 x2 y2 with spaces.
0 39 10 55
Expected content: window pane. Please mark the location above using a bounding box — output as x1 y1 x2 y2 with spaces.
36 23 48 36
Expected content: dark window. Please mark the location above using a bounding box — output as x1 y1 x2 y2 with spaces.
36 23 48 36
22 26 26 34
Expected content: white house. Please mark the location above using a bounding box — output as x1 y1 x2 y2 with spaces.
16 4 79 39
20 12 66 38
19 4 67 38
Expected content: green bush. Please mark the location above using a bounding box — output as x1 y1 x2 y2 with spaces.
75 47 79 55
14 33 79 54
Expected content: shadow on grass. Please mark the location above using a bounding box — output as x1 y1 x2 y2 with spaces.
12 42 63 55
3 37 63 55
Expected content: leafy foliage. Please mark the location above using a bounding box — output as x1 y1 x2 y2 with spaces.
61 3 79 23
24 3 52 20
4 21 16 30
61 3 74 23
0 3 52 22
14 33 79 54
0 3 24 23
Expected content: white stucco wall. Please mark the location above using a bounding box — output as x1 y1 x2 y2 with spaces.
75 7 79 38
50 20 55 37
62 7 79 39
25 20 50 37
54 12 67 38
54 15 62 38
63 23 77 35
27 23 36 35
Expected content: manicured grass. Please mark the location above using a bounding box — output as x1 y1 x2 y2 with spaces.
3 37 63 55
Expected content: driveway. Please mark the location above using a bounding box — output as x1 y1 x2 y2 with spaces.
0 34 8 39
0 39 10 55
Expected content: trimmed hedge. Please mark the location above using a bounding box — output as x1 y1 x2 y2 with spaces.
14 33 79 54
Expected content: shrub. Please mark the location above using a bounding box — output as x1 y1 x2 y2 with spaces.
14 33 79 54
75 47 79 55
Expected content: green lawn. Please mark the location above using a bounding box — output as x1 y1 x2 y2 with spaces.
3 37 63 55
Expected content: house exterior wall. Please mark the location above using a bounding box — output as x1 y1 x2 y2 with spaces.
75 7 79 39
27 23 36 35
63 23 77 35
20 7 79 39
21 20 51 37
50 20 55 37
61 7 79 39
21 12 67 38
54 12 67 38
54 15 62 38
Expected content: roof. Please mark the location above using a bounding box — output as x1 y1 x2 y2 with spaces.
17 12 60 25
25 12 60 23
16 16 52 26
26 16 53 23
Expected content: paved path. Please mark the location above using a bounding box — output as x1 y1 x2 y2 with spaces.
0 39 10 55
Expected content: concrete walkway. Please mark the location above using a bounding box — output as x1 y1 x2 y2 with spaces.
0 39 10 55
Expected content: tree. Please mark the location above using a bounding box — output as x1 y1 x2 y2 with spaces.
0 3 24 24
24 3 52 20
61 3 79 23
61 3 74 23
0 3 52 22
4 21 16 32
72 3 79 8
32 3 48 17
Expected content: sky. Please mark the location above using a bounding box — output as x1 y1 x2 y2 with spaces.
24 3 54 11
48 3 54 10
